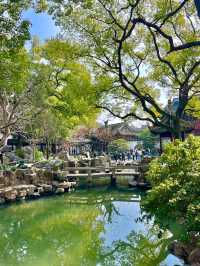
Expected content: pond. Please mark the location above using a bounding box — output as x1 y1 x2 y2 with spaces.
0 188 184 266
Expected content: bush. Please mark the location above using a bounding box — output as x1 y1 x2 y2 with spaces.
15 148 25 159
33 149 44 161
142 135 200 240
0 164 8 171
0 164 17 171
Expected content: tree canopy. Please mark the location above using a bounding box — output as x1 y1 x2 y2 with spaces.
108 139 129 154
46 0 200 138
0 37 99 146
2 0 200 140
32 39 98 131
138 128 158 152
1 0 200 141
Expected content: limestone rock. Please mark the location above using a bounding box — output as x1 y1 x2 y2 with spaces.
22 146 33 160
26 185 37 196
58 181 71 190
0 145 12 153
48 159 63 171
31 192 40 199
3 170 15 186
43 170 54 180
15 169 30 182
39 184 53 193
36 187 44 194
34 161 48 168
188 248 200 265
4 152 21 162
55 188 65 194
17 190 27 198
57 151 70 160
77 159 91 173
62 160 70 169
34 160 63 170
68 159 77 168
169 241 191 262
4 188 18 201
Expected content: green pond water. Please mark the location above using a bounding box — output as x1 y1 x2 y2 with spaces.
0 188 184 266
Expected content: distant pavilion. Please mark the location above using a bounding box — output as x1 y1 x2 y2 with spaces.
150 98 196 153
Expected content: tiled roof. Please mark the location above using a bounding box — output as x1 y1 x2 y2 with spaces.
105 122 145 136
150 98 195 134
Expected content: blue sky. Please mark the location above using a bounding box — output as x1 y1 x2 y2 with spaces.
23 9 59 42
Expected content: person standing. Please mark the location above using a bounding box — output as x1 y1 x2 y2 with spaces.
135 149 138 160
0 152 3 164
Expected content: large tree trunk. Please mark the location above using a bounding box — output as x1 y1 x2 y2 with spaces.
45 138 50 160
172 117 182 140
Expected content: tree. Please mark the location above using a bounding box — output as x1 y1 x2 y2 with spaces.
108 139 129 154
28 110 71 159
142 135 200 240
34 39 98 129
25 38 99 156
0 38 99 148
0 0 31 52
48 0 200 139
0 48 32 145
138 128 158 152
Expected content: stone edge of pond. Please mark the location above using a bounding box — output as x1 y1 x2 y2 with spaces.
169 238 200 266
0 181 76 205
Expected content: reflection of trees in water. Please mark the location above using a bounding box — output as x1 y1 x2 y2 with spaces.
0 198 105 266
101 201 120 224
97 199 172 266
0 191 174 266
91 199 172 265
100 228 172 266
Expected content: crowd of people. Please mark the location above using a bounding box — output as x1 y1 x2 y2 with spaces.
111 148 151 162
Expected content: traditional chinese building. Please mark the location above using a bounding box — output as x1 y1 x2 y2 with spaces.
90 122 145 154
150 98 196 152
64 122 146 155
64 138 92 155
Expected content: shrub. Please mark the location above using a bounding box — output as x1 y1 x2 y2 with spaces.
15 148 25 159
0 164 16 171
34 149 44 161
142 135 200 240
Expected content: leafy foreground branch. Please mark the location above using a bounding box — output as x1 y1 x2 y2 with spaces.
142 135 200 265
48 0 200 139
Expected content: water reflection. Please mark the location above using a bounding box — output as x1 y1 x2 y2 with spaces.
0 189 183 266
